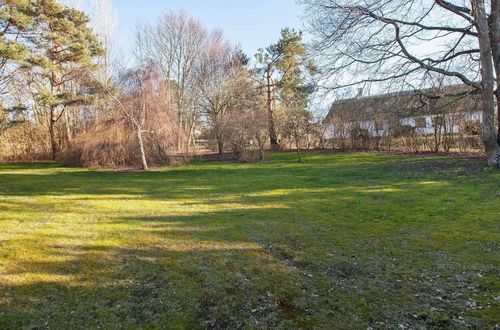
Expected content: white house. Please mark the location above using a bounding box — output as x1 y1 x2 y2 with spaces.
324 86 482 139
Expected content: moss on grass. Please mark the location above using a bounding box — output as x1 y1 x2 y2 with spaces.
0 153 498 328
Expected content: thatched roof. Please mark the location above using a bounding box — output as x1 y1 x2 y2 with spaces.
325 85 481 123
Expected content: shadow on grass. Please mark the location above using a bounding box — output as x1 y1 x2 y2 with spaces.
0 153 498 328
0 210 316 328
0 154 476 200
2 207 498 328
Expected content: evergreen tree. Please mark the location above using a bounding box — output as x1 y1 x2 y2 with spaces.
256 28 315 151
29 0 103 158
0 0 37 93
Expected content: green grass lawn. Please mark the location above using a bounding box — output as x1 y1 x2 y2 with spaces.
0 152 498 329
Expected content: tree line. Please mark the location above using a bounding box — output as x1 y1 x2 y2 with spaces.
0 1 315 168
1 0 499 168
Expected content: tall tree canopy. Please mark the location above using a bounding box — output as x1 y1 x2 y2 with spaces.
29 0 103 158
0 0 36 93
256 28 315 150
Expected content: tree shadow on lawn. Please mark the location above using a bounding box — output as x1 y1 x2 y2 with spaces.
0 156 488 202
1 208 498 329
0 155 498 328
0 211 321 328
0 170 469 231
0 162 61 171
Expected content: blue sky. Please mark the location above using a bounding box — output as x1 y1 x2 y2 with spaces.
113 0 304 60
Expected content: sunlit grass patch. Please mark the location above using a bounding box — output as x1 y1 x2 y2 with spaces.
0 152 498 328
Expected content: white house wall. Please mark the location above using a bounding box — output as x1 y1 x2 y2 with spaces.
324 111 483 139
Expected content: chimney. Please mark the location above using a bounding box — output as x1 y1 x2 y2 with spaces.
357 88 363 98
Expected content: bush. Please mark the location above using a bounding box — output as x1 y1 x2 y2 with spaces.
0 122 51 161
224 108 267 163
350 126 371 149
60 114 187 169
461 120 481 136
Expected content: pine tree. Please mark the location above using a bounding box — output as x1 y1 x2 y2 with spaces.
0 0 37 92
256 28 315 151
30 0 103 158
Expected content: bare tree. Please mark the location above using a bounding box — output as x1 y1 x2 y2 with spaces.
282 105 312 162
88 0 118 82
134 10 217 151
302 0 500 167
58 0 118 81
89 65 181 170
195 43 266 160
195 38 250 154
223 91 268 162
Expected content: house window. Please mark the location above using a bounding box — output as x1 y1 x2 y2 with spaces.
374 120 384 131
415 117 427 128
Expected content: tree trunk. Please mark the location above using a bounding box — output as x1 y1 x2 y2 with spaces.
217 138 224 155
187 114 197 150
495 88 500 145
136 129 149 171
433 119 441 153
489 0 500 144
49 62 59 160
474 0 500 167
255 134 265 161
266 69 279 151
64 109 72 147
213 119 224 155
177 111 184 151
295 135 303 163
49 106 58 160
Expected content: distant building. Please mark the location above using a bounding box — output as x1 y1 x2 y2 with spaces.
324 85 482 139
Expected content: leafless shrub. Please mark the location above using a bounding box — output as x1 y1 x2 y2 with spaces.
0 122 51 161
223 103 268 162
60 66 186 169
307 120 331 149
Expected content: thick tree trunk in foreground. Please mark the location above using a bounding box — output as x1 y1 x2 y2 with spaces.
495 88 500 145
490 0 500 145
473 0 500 167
